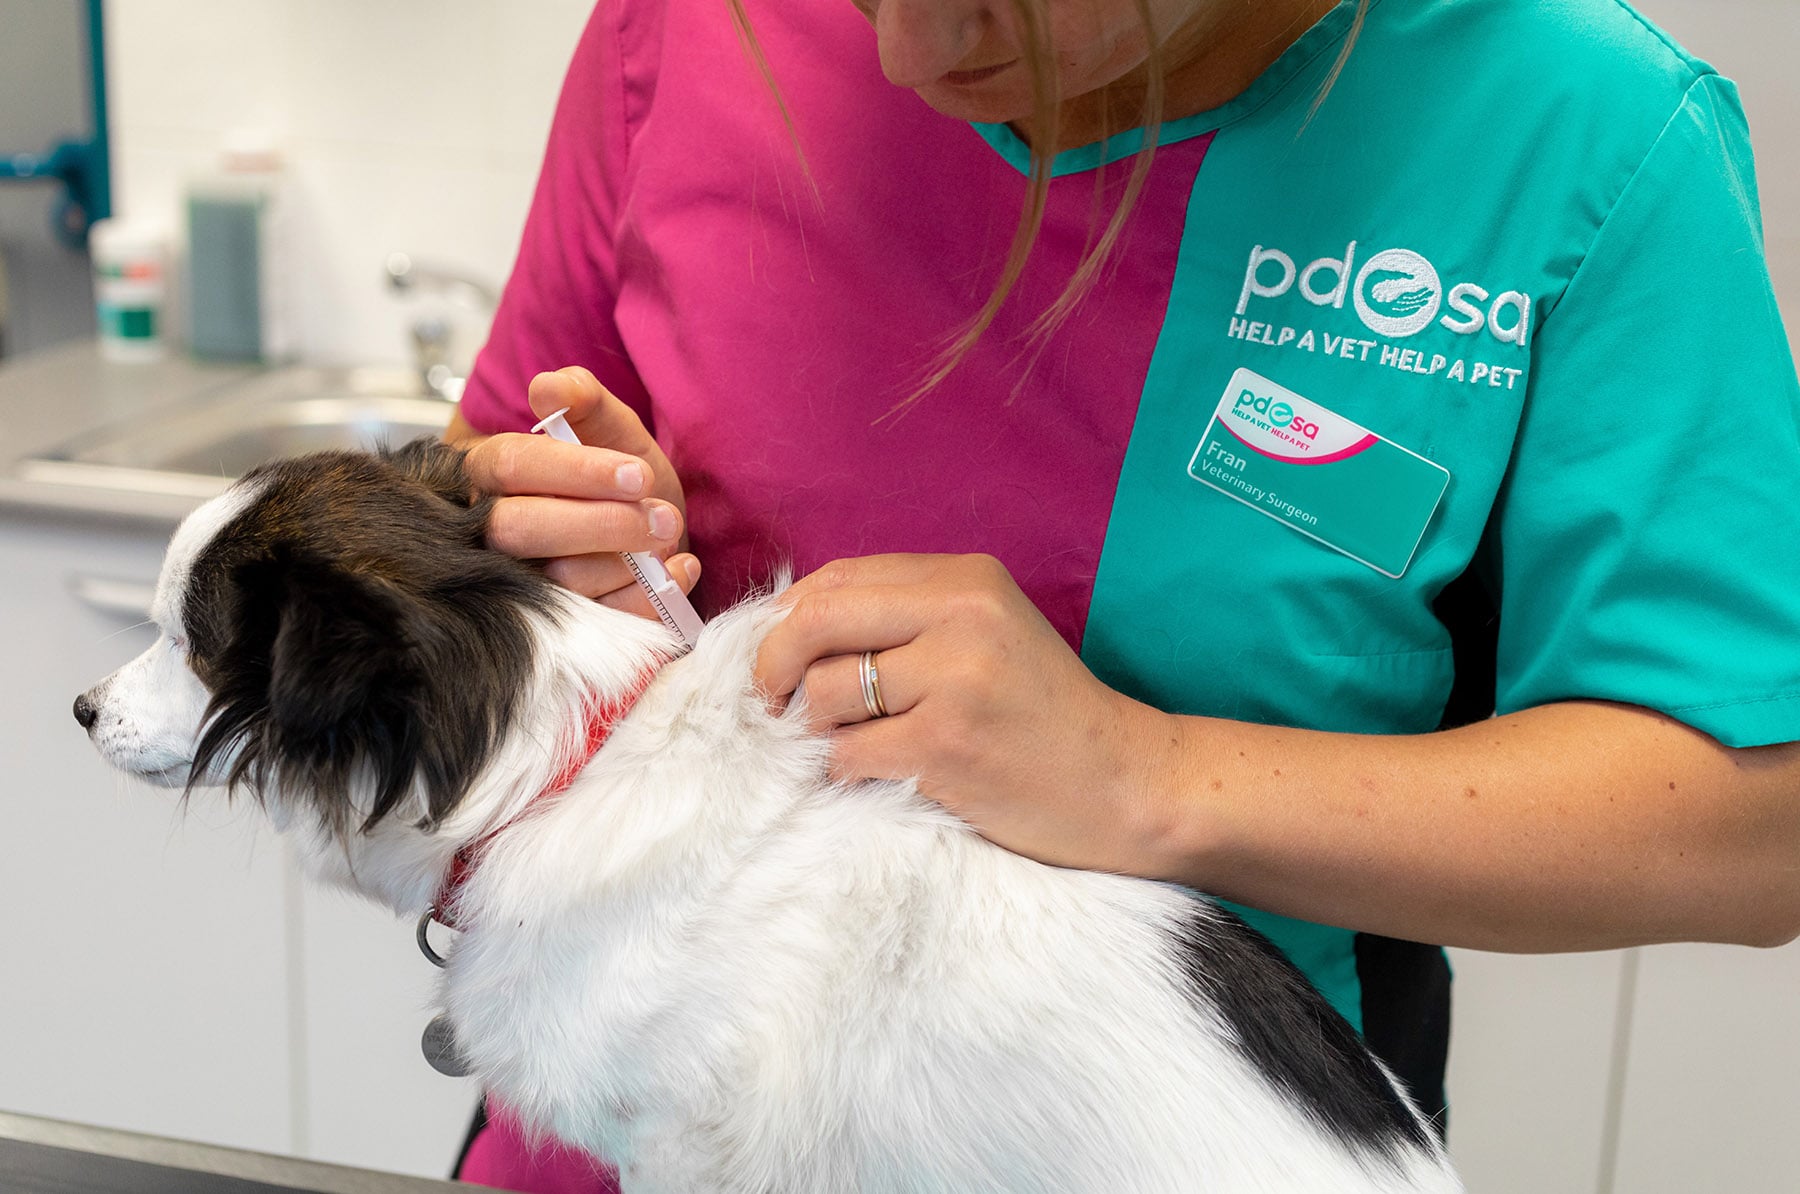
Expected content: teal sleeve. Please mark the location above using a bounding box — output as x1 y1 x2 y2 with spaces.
1491 73 1800 747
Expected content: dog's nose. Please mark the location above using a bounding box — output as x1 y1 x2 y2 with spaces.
73 692 99 730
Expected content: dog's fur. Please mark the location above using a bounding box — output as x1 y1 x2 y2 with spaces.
78 441 1462 1193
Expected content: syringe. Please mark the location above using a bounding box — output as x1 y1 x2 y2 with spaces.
530 406 705 653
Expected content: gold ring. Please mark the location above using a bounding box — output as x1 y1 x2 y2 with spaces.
859 650 889 719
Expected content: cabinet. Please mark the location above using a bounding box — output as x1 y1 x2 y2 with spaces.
1610 941 1800 1190
1446 948 1626 1192
0 513 291 1151
1447 942 1800 1192
0 510 477 1177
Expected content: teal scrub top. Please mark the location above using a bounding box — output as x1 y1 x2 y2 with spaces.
981 0 1800 1026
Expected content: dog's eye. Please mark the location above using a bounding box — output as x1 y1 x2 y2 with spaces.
169 635 188 654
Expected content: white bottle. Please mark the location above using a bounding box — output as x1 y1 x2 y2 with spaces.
89 217 171 364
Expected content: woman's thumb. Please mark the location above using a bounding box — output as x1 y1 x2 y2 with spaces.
526 366 652 454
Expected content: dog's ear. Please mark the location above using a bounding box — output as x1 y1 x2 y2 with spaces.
265 556 429 832
191 546 521 835
386 437 476 508
192 552 420 833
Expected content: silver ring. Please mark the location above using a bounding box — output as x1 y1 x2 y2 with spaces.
859 650 889 719
416 909 450 968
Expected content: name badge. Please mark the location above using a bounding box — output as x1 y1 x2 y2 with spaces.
1188 368 1450 578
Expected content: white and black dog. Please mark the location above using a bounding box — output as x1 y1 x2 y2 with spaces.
77 440 1462 1193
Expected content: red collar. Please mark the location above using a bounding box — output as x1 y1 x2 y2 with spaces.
428 667 659 930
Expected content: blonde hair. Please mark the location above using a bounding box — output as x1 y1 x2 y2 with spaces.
728 0 1370 413
891 0 1166 414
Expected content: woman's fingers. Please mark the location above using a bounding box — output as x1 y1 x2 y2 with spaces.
756 553 1015 700
781 552 956 595
518 367 689 552
536 547 698 608
452 366 701 612
755 581 939 700
541 550 700 611
792 641 927 729
825 714 965 796
591 554 702 619
540 548 683 597
464 432 655 501
486 494 684 559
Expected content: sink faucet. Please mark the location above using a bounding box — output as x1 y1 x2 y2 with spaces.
384 252 500 402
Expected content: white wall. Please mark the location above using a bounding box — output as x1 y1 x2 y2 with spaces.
104 0 596 371
1641 0 1800 331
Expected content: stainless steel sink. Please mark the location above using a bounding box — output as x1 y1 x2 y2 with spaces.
13 366 454 517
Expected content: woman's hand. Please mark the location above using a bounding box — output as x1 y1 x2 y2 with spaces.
753 553 1186 874
447 366 699 617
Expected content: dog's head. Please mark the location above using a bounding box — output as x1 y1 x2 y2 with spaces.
75 438 558 839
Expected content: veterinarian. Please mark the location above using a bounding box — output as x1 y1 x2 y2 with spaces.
442 0 1800 1186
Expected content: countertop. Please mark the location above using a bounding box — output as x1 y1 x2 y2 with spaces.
0 342 452 528
0 1110 487 1193
0 342 260 525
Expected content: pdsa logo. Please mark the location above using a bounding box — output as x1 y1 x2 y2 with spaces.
1233 387 1319 446
1224 378 1376 463
1238 241 1532 347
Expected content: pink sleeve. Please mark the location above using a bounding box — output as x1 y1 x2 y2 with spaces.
458 0 653 434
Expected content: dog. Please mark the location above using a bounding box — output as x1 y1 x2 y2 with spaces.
76 439 1462 1193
